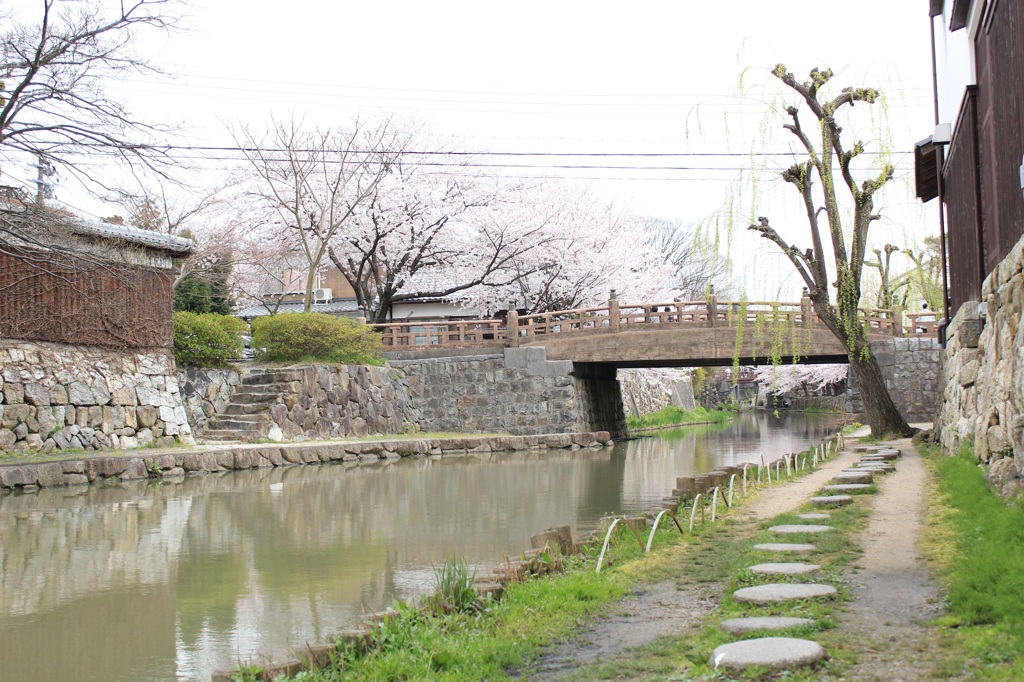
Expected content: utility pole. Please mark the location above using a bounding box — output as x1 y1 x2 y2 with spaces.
34 152 55 206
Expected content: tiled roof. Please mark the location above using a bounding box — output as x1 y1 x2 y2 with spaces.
72 220 194 255
235 299 364 319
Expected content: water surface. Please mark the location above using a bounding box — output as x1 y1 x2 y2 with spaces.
0 411 839 681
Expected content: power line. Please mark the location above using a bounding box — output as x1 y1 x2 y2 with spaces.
121 79 936 108
146 72 938 100
157 144 908 159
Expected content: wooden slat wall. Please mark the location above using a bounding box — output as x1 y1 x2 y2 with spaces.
943 0 1024 314
974 0 1024 270
944 87 984 314
0 249 174 349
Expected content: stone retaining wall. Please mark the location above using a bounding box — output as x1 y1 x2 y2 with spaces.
178 364 412 440
845 337 942 424
0 339 193 453
937 233 1024 497
393 349 582 435
0 431 613 491
177 366 242 435
265 365 412 439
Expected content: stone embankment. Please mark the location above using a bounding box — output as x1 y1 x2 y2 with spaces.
0 431 613 492
938 232 1024 497
618 368 695 416
0 340 193 453
181 365 411 441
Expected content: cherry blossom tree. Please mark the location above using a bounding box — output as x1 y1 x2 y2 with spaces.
641 217 732 299
751 363 848 396
233 115 402 312
325 150 553 323
462 184 676 314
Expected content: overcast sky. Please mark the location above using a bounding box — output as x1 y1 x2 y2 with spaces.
6 0 940 298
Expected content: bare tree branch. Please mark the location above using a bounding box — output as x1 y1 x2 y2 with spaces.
1 1 185 190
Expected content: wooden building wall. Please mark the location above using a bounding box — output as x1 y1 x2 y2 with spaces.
944 0 1024 313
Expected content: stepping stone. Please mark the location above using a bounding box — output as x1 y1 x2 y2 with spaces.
810 495 852 507
749 562 821 576
769 524 833 534
719 616 814 635
862 453 899 461
797 513 830 520
820 484 872 493
856 464 895 473
832 471 873 484
732 583 837 604
753 543 816 553
711 637 825 671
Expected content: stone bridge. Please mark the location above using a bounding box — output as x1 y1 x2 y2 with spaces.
377 296 935 365
376 297 938 439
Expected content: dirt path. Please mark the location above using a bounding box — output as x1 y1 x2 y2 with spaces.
836 439 943 681
521 438 945 681
523 446 860 680
737 446 859 521
524 582 718 680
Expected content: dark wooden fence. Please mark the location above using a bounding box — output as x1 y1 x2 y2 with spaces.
0 248 174 349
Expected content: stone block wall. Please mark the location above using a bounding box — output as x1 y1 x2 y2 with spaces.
845 337 942 424
265 365 412 439
0 339 193 452
937 233 1024 497
392 349 582 435
879 337 942 423
177 366 242 435
177 364 413 441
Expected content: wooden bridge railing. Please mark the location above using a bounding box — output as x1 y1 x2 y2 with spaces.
374 296 936 350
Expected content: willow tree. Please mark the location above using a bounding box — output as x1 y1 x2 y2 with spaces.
748 65 913 437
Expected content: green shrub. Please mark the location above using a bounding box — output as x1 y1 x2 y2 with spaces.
250 312 383 365
172 311 247 367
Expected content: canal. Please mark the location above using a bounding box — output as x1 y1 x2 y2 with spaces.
0 411 840 681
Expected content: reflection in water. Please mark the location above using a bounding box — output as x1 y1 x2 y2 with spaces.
0 412 838 681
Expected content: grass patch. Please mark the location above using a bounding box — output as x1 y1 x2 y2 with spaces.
921 441 1024 679
627 406 730 432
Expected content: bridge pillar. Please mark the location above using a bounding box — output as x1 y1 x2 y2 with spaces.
706 295 717 327
608 296 620 332
572 363 628 440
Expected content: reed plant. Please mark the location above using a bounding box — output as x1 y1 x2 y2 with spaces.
626 405 729 431
425 555 481 615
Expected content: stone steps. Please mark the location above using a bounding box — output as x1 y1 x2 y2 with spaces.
240 370 304 386
201 369 295 442
222 402 275 416
229 380 298 402
200 429 248 442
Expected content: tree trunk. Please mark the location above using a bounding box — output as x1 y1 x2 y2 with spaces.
848 352 915 437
